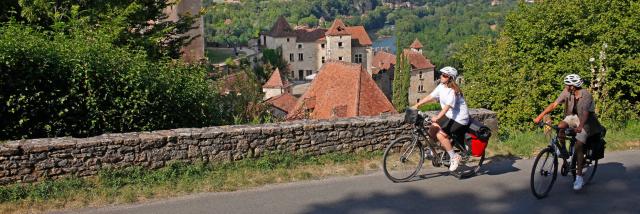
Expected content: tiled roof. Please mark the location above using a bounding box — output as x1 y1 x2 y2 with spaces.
266 16 294 37
265 93 298 113
372 51 396 74
220 72 248 94
263 68 291 89
403 49 435 69
345 26 373 46
294 28 327 42
410 38 423 49
287 61 396 120
325 19 351 36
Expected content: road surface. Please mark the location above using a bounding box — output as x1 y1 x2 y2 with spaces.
59 150 640 214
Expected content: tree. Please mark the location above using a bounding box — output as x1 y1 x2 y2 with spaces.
393 49 411 112
456 0 640 132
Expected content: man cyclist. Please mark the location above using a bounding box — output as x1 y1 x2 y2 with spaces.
533 74 604 190
412 66 470 172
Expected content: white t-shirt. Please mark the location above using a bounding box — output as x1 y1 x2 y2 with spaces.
429 84 470 125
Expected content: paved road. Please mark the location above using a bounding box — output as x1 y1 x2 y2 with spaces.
60 150 640 214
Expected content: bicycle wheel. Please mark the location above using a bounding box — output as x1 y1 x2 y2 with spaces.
454 142 486 178
572 154 598 184
531 147 558 199
383 137 424 182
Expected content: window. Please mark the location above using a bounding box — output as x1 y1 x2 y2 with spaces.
417 99 420 103
298 53 304 61
291 71 295 78
354 54 363 63
338 56 343 61
321 44 325 49
287 38 290 42
298 44 302 49
306 70 312 76
419 71 423 79
418 85 424 92
321 56 325 63
338 42 343 47
289 53 294 61
298 70 304 80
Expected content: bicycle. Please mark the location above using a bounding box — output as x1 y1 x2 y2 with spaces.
530 122 605 199
382 109 490 182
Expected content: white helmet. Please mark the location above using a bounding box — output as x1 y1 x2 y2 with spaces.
564 74 583 87
440 66 458 79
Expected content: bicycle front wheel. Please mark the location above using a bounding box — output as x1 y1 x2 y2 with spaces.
383 137 424 182
530 147 558 199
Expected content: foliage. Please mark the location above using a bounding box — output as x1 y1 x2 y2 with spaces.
203 0 384 47
418 103 441 112
392 0 518 67
456 0 640 133
0 21 220 140
392 49 411 111
10 0 199 60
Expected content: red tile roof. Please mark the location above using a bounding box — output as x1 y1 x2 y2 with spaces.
325 19 351 36
287 61 396 120
345 26 373 46
263 68 291 89
372 51 396 74
403 49 435 69
410 38 423 49
265 93 298 113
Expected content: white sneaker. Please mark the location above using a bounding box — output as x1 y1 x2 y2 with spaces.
573 176 584 190
449 155 461 171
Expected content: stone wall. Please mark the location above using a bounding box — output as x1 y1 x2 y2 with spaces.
0 109 496 185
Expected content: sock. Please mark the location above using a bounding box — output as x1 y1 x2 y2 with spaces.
447 150 456 159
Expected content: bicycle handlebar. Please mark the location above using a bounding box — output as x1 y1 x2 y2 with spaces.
537 121 576 135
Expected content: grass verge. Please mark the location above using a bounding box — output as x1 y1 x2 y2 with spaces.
0 151 383 213
487 120 640 158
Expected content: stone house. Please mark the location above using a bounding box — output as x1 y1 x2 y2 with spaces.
371 38 436 105
286 61 396 120
260 16 373 81
262 68 292 100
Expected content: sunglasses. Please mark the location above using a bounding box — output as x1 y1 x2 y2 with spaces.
441 73 450 78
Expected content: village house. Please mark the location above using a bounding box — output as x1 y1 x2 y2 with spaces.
371 38 436 105
286 61 396 120
260 16 373 81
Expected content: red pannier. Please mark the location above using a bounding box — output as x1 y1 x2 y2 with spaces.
466 119 491 157
468 133 488 157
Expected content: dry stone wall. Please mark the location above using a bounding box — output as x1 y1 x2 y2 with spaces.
0 109 496 185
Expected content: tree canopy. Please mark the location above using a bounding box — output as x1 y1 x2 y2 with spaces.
456 0 640 132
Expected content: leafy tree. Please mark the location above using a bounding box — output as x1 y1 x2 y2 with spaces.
392 48 411 112
456 0 640 132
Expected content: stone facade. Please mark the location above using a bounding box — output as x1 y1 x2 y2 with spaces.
409 68 436 104
261 18 373 81
164 0 204 63
0 109 496 185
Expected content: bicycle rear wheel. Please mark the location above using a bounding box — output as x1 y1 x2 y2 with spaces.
571 154 598 184
383 137 424 182
531 147 558 199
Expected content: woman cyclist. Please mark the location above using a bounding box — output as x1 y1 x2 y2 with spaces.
411 66 470 171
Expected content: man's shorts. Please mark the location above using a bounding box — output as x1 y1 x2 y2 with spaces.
563 115 591 143
437 117 468 144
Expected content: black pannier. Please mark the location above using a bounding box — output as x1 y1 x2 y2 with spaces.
467 119 491 140
404 109 423 125
587 128 606 160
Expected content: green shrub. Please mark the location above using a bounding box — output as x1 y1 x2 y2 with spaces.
0 22 219 140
